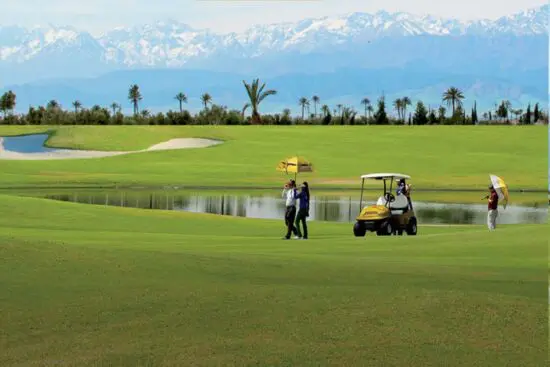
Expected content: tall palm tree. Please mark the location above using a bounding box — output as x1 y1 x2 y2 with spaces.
201 93 212 111
242 79 277 124
311 95 320 117
442 87 464 116
110 102 120 115
72 100 82 114
361 97 370 119
128 84 142 115
298 97 309 120
393 98 403 121
401 96 411 122
321 104 330 117
175 93 187 113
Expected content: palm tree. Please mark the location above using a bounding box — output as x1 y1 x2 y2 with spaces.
110 102 120 116
298 97 309 120
128 84 142 115
336 104 343 117
201 93 212 111
361 97 370 119
242 78 277 124
367 105 374 120
321 104 330 117
47 100 60 111
402 97 411 122
175 93 187 113
442 87 464 116
311 95 320 117
72 100 82 114
393 98 403 121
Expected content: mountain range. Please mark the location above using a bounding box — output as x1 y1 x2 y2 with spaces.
0 5 547 114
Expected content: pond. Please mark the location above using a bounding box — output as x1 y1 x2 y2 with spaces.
1 134 57 153
31 190 547 225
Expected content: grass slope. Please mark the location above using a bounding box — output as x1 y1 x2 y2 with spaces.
0 195 546 366
0 125 546 191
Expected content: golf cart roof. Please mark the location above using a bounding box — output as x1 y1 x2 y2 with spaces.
360 173 411 180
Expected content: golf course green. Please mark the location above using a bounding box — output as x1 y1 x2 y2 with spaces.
0 125 546 191
0 125 547 366
0 194 547 366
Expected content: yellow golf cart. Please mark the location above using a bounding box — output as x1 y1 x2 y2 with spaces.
353 173 418 236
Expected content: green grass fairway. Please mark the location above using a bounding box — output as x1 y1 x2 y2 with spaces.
0 125 545 191
0 195 546 366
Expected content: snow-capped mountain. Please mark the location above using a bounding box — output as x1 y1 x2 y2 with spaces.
0 5 549 85
92 5 550 66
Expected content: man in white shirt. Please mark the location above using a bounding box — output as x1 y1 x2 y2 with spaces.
282 179 299 239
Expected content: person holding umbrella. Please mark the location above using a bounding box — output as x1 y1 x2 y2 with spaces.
486 185 499 230
485 174 509 231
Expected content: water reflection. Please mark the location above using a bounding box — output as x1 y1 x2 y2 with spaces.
40 191 547 225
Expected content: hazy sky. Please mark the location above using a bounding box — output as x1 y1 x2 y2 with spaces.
1 0 546 34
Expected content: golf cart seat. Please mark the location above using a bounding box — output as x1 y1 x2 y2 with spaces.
376 193 409 214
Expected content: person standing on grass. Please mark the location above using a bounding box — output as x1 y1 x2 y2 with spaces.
282 179 299 240
295 182 310 240
487 185 499 230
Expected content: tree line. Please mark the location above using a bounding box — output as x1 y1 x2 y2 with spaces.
0 80 547 126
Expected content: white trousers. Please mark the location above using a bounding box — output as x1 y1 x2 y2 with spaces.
487 209 498 230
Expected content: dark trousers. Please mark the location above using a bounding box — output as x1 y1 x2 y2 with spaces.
295 208 308 239
284 206 298 238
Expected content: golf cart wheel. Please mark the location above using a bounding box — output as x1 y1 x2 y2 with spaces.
406 217 418 236
376 221 393 236
353 221 367 237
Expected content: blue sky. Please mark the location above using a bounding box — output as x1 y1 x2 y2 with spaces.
1 0 546 34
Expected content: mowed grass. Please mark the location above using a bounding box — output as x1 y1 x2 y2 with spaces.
0 125 546 190
0 194 546 366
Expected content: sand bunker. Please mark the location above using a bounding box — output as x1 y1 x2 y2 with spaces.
0 136 223 160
